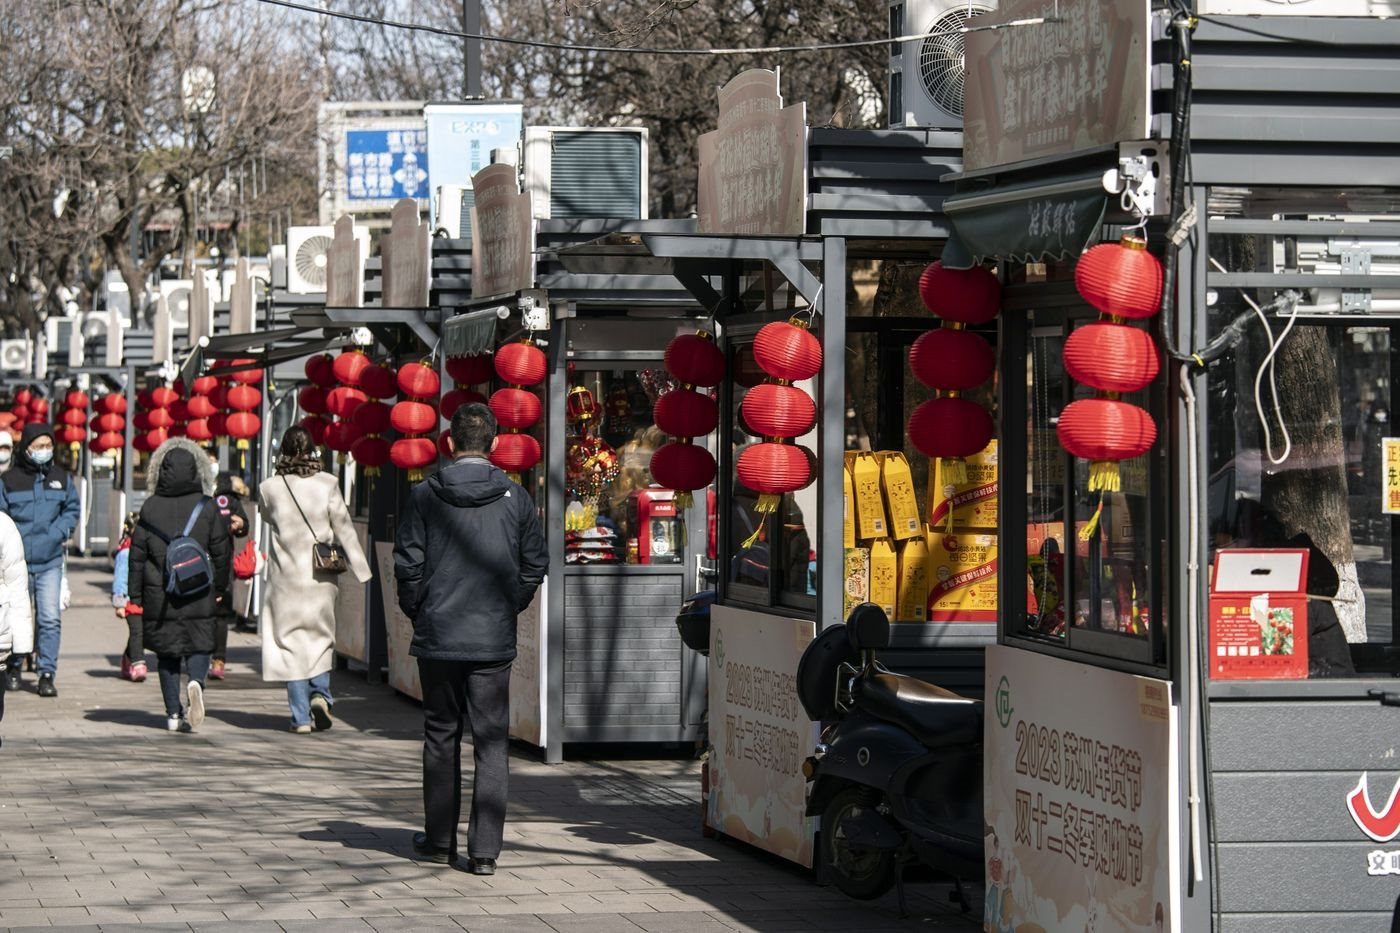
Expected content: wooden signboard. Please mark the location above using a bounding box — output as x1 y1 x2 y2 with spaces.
380 198 430 309
470 163 534 300
326 214 365 310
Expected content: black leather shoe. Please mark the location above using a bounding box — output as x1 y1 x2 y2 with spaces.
467 857 496 876
411 832 457 864
37 674 57 697
3 670 19 691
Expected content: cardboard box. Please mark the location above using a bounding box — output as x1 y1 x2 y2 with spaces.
927 531 998 623
880 452 923 541
929 440 998 531
843 547 870 619
897 534 930 622
842 461 856 549
850 452 887 540
1208 548 1309 680
869 538 898 620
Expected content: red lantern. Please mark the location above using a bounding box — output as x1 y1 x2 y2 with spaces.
186 419 213 442
737 442 812 501
143 427 170 450
10 405 27 421
226 412 260 447
438 429 454 459
149 387 178 408
57 425 85 445
495 341 546 387
908 397 995 461
1056 399 1157 491
351 400 392 435
446 354 494 386
64 391 88 410
333 349 371 387
187 395 218 419
326 386 368 418
359 364 398 400
14 389 32 406
301 415 331 445
390 400 438 435
192 376 219 395
1074 234 1163 320
208 413 229 438
753 319 822 382
740 384 815 439
61 409 86 427
28 399 49 418
95 431 124 453
664 332 725 388
96 412 126 433
909 328 995 391
649 441 717 502
490 432 541 476
918 261 1002 325
441 388 487 418
391 436 439 482
147 408 175 430
655 390 720 439
226 385 262 412
1063 323 1160 394
208 385 229 409
228 360 263 384
488 388 542 430
397 362 441 400
325 419 362 459
304 353 336 387
351 434 391 474
169 399 189 423
298 386 328 415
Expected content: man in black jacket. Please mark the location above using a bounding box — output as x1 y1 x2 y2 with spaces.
394 403 547 874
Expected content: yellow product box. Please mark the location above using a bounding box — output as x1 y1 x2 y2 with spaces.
926 530 998 623
880 452 922 541
896 534 930 622
843 461 856 549
843 547 870 619
929 439 999 531
850 451 887 540
868 538 898 620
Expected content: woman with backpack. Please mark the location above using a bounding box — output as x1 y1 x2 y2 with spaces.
125 437 231 733
258 426 370 734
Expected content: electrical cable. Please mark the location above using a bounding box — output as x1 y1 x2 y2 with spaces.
251 0 1055 56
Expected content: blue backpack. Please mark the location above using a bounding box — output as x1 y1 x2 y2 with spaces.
141 500 214 597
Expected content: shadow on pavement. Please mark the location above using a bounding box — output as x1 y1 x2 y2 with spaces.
85 707 169 730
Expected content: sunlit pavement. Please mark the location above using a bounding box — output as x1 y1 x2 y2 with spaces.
0 559 981 932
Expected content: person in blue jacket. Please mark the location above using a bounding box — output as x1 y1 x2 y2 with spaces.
1 423 81 696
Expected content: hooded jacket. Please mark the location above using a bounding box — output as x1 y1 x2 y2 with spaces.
0 511 33 657
393 456 548 661
0 423 81 571
128 437 231 656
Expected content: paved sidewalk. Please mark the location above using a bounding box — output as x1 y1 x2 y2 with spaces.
0 560 982 932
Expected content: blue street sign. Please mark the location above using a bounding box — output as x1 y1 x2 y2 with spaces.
345 128 429 201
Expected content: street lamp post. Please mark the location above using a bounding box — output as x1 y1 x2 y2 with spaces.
463 0 481 99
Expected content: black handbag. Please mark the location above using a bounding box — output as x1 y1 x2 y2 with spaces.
285 477 348 575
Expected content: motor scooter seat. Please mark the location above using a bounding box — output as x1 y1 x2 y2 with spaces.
856 671 981 748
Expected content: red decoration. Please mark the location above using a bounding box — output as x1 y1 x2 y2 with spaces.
304 354 336 387
397 362 441 400
351 401 392 435
61 409 86 427
149 387 178 408
664 332 725 387
186 419 213 442
740 384 815 439
918 261 1002 325
333 349 372 387
1073 234 1163 321
143 427 170 450
495 341 546 387
391 436 438 481
753 319 822 382
326 387 368 419
441 388 487 419
226 385 262 412
147 408 175 430
97 394 128 415
325 419 362 457
95 413 126 433
1064 323 1160 394
566 386 600 425
359 364 398 400
94 431 124 453
1057 398 1157 464
29 398 49 416
390 401 438 436
654 390 718 439
438 429 454 459
14 389 32 406
490 432 541 475
446 354 493 386
226 412 260 448
208 413 229 438
300 415 331 445
64 391 88 410
737 442 813 496
187 396 218 419
489 388 542 430
228 360 263 384
297 386 327 415
650 441 717 495
908 397 995 460
208 385 229 409
351 434 391 474
192 376 219 395
909 328 995 391
57 425 85 445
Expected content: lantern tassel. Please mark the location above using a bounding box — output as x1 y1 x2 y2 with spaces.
1087 459 1122 493
741 494 782 548
940 456 968 486
408 468 425 483
1079 494 1105 542
674 490 694 511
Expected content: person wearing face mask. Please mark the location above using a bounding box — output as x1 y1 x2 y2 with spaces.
0 432 15 474
0 423 81 696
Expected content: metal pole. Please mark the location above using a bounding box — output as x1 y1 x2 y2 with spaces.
463 0 481 99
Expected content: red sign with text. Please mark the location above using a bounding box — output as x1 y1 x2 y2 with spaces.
1208 548 1308 680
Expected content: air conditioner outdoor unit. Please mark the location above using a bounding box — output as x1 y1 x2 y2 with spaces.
523 127 648 221
159 279 194 330
435 184 475 241
269 244 288 290
103 271 131 324
44 316 80 367
888 0 997 129
0 339 31 374
285 225 371 294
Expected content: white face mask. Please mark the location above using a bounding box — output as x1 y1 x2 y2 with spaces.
0 449 11 464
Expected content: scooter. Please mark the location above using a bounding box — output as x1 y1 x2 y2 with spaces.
797 602 984 913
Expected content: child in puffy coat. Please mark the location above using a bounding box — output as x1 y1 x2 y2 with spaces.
0 510 33 738
112 512 146 681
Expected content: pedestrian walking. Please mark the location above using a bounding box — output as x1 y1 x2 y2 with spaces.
125 437 231 733
0 423 81 696
394 403 548 873
207 448 250 680
112 511 148 682
256 426 370 734
0 509 32 739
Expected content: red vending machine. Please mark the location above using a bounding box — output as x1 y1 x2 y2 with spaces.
626 488 684 564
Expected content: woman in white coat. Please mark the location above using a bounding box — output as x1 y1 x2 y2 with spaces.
258 426 371 733
0 510 32 732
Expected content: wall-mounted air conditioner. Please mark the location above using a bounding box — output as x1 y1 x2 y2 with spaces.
888 0 997 129
44 316 81 368
0 339 31 374
523 127 648 220
269 244 288 290
285 225 371 294
435 184 476 241
159 279 194 330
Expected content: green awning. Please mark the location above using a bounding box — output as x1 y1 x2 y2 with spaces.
941 169 1108 268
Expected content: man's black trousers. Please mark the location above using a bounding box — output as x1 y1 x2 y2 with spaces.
418 657 511 860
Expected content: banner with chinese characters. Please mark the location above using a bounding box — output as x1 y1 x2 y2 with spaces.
984 645 1179 933
963 0 1152 171
469 163 534 299
706 605 817 866
1383 438 1400 514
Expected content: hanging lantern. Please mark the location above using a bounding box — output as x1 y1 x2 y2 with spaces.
326 386 368 419
97 394 128 415
142 427 170 450
753 319 822 382
228 359 264 384
908 397 995 461
149 386 178 408
94 431 124 453
390 400 438 435
351 434 391 475
208 412 229 439
909 328 995 391
325 419 362 462
333 348 372 387
664 332 725 388
489 388 542 430
918 260 1002 324
226 385 262 412
192 375 220 395
737 442 813 508
1057 399 1157 492
96 412 126 433
565 386 600 425
186 419 214 442
297 386 328 415
29 398 49 416
650 441 717 503
226 411 261 449
490 432 541 479
147 408 175 430
14 389 32 406
351 400 392 436
1063 323 1161 393
740 384 814 439
304 353 336 387
441 388 487 419
1074 234 1164 320
208 384 229 410
61 408 86 427
397 361 441 400
64 390 88 410
359 364 398 400
301 415 331 445
495 341 546 387
11 405 28 422
446 354 493 386
391 436 438 482
188 395 218 419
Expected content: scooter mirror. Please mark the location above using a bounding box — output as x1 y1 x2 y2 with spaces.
846 602 891 652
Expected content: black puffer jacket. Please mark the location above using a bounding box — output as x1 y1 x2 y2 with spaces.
394 456 548 661
129 439 232 657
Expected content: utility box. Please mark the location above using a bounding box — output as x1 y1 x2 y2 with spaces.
1209 548 1309 680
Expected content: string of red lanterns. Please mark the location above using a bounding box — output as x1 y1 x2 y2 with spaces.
350 362 396 476
57 389 88 457
651 331 723 510
391 360 440 482
91 393 126 454
489 340 545 481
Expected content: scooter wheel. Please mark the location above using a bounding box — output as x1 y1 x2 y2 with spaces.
821 787 897 900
